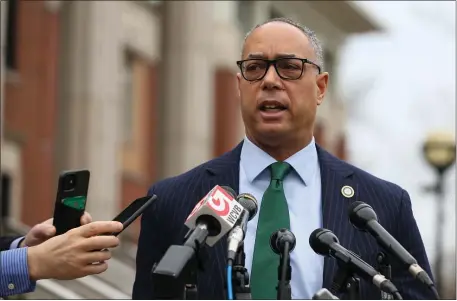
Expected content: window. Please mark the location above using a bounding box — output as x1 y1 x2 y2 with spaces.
123 51 134 143
6 0 18 70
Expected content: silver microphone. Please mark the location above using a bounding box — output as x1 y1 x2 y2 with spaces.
312 288 340 300
226 193 258 261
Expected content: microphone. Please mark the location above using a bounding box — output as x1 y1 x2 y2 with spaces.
270 228 296 255
152 185 244 298
184 185 244 247
312 288 340 300
221 185 237 199
270 228 296 300
227 193 258 262
348 201 438 297
309 228 403 299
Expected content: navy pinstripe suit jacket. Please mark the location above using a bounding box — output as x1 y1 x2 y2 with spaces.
0 236 18 252
133 142 435 299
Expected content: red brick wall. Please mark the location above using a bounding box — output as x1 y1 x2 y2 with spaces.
214 69 240 157
4 0 60 226
120 63 158 242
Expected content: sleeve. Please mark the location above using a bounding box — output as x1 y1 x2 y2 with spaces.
391 189 437 300
10 237 25 250
0 248 36 298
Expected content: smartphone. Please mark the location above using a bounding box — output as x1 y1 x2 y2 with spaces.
53 169 90 235
109 195 157 236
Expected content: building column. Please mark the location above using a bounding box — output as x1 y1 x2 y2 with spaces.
212 1 244 155
57 1 123 221
159 1 215 177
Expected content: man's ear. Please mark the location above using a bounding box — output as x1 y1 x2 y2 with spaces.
316 72 329 105
236 73 242 100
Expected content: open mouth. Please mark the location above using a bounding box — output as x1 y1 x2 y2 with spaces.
258 101 287 112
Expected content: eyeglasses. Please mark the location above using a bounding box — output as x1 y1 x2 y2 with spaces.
236 58 321 81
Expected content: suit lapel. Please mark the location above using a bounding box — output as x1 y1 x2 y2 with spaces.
316 145 358 290
203 142 243 193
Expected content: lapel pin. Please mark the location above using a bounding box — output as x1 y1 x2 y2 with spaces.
341 185 355 198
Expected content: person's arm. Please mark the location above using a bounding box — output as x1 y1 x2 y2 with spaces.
9 211 93 251
0 248 36 298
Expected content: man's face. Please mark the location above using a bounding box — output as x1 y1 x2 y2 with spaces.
237 22 328 145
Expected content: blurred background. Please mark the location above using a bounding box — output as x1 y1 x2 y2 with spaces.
0 0 455 299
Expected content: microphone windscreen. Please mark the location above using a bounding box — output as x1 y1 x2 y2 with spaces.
221 186 237 198
348 201 377 229
236 193 258 220
309 228 338 256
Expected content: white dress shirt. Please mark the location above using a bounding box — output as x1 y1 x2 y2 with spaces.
239 136 324 299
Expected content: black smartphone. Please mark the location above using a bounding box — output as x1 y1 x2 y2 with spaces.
53 169 90 235
110 195 157 236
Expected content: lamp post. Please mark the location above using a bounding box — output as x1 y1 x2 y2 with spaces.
422 131 456 296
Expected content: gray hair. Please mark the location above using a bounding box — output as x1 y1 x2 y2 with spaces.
242 17 324 70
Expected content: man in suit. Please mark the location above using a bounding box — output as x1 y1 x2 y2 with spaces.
133 18 435 299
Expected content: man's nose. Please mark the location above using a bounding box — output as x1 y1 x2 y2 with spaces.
262 65 282 89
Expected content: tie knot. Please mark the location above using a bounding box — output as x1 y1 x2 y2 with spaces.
270 161 291 181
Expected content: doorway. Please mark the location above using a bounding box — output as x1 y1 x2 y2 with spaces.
1 173 11 232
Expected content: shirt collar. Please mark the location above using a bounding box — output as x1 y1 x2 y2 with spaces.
240 136 318 186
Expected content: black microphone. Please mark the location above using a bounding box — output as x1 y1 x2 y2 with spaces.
270 228 296 300
227 193 258 262
309 228 403 299
348 201 438 298
270 228 297 255
221 185 237 199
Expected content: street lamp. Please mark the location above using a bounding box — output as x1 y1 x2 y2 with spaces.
422 131 456 296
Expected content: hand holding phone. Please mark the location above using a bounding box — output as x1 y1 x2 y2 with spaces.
53 170 90 236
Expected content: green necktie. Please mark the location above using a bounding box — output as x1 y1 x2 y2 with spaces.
250 161 292 299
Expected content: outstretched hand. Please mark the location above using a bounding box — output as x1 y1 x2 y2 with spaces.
21 212 93 247
27 221 123 280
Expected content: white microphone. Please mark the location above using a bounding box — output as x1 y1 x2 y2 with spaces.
312 289 340 300
226 193 258 261
184 185 244 247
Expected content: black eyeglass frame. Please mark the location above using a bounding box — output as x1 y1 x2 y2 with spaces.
236 58 322 81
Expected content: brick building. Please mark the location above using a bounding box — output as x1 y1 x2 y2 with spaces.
0 0 379 298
